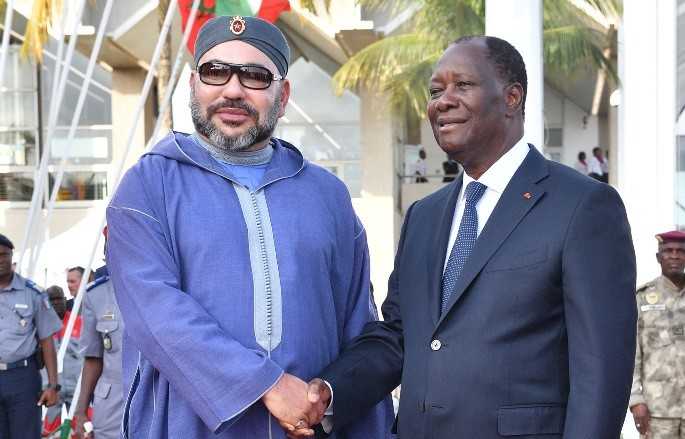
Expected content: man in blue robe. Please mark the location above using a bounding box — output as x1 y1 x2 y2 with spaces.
106 15 393 439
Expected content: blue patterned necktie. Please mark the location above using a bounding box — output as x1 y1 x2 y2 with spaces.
441 181 488 314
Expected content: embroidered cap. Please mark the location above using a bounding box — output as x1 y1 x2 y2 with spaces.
193 15 290 77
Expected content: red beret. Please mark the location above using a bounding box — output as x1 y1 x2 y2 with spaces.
656 230 685 243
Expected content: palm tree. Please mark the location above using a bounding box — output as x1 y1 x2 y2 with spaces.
18 0 63 62
157 0 173 131
331 0 620 119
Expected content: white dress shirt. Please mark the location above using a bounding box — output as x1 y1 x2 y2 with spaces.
587 156 603 176
443 138 530 273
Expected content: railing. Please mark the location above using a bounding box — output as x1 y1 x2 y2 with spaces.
397 172 461 214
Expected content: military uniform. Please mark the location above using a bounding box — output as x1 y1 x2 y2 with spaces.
0 272 61 438
80 275 124 439
631 275 685 438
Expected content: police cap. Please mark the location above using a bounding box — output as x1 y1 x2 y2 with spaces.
0 233 14 250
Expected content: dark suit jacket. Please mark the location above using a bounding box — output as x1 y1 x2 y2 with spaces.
322 146 637 438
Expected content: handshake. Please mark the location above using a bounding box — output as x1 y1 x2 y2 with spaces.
261 373 332 438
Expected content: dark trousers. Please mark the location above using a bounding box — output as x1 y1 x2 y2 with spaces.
0 358 41 439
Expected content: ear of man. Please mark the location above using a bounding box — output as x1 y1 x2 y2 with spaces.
504 82 524 118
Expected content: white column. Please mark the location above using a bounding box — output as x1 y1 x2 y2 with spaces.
485 0 544 150
618 0 676 284
353 90 398 308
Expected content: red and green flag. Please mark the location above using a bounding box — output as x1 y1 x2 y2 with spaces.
178 0 291 54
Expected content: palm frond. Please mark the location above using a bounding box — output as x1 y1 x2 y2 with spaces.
354 0 423 19
332 33 442 95
543 24 615 82
385 55 439 118
332 0 619 119
415 0 483 44
20 0 62 63
579 0 621 22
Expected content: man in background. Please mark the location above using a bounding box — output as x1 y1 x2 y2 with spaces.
73 267 124 439
587 146 608 182
0 233 62 438
42 285 83 436
65 267 85 312
631 230 685 438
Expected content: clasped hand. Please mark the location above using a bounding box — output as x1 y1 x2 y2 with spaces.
262 374 331 437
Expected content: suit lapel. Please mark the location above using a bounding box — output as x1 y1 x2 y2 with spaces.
434 146 549 330
427 175 463 325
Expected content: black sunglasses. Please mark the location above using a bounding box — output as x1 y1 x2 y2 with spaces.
197 61 283 90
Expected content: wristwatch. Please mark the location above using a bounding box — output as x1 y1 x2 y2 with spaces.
47 383 61 392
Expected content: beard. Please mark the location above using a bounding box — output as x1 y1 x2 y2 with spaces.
190 86 282 152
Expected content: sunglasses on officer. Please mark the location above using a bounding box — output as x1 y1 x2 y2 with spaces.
197 61 283 90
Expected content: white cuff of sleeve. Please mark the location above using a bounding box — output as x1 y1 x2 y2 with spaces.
321 380 334 433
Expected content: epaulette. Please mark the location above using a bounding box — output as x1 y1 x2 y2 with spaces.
86 275 110 292
636 280 656 294
25 279 43 295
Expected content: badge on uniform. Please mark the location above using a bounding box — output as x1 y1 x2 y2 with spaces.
646 291 660 305
103 311 115 320
641 304 666 312
103 332 112 351
13 308 27 327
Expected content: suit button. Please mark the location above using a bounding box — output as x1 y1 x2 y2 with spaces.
430 339 442 351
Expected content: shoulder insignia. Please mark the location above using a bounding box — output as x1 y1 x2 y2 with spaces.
25 279 43 295
636 280 656 294
86 275 110 292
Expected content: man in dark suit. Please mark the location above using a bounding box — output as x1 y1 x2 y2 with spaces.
282 35 637 439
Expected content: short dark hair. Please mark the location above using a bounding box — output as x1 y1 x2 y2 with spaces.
68 266 85 276
592 147 602 154
46 285 65 298
578 151 586 160
453 35 528 118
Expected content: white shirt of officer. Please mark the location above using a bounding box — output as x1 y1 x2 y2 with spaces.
0 272 62 363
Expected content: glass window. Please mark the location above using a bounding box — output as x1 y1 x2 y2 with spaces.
0 46 39 201
0 130 38 166
48 127 111 165
678 0 685 228
0 91 38 127
546 128 563 147
0 172 34 201
0 40 113 203
48 171 108 201
274 58 362 196
677 136 685 228
40 39 112 128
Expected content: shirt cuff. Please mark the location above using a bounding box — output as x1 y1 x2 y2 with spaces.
629 393 646 408
321 379 334 433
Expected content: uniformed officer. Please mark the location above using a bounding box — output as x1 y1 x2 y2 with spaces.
73 271 124 439
42 286 83 436
0 233 62 438
631 230 685 438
